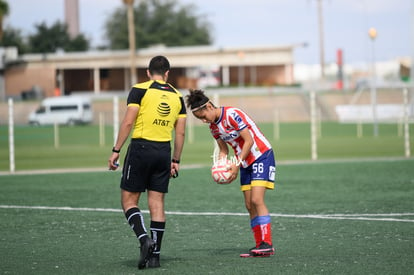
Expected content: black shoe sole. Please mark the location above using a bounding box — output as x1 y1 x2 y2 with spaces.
148 261 161 268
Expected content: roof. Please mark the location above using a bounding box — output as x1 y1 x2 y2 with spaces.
7 44 297 69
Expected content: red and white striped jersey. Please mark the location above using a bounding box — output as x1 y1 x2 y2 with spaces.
209 107 272 167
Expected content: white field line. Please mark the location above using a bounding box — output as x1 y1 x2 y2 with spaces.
1 205 414 223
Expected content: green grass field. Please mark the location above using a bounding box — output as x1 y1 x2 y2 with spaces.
0 121 413 273
0 122 413 171
1 159 413 274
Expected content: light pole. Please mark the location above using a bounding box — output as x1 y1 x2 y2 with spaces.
411 2 414 84
123 0 137 86
317 0 325 80
368 27 378 137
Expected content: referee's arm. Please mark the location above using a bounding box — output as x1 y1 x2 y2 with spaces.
108 105 139 170
172 116 186 164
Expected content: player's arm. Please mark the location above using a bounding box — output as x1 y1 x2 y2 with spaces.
228 128 253 182
237 128 254 163
216 138 229 161
108 105 139 170
171 116 186 176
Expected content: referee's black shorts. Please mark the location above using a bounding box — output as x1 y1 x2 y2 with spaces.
120 138 171 193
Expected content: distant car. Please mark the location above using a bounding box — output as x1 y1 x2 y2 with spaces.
28 96 93 126
197 66 221 88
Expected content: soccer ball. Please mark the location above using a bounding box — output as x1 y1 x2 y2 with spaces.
211 160 232 184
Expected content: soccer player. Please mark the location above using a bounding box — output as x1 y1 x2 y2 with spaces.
108 56 187 269
185 89 275 257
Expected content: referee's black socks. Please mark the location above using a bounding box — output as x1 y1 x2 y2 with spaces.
150 221 166 255
125 207 148 243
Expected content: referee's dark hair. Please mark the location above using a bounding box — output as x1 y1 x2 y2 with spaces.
148 55 170 75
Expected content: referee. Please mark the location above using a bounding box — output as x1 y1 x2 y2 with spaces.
108 56 186 269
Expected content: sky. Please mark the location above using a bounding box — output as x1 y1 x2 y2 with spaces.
4 0 413 65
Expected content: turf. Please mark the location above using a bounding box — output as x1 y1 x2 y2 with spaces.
0 159 413 274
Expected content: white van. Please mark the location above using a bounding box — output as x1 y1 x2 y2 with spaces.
29 96 93 125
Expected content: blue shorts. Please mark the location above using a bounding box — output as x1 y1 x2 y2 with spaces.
239 149 276 191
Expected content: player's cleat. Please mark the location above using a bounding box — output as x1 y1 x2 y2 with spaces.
240 245 273 258
138 236 156 269
148 253 160 268
250 241 275 255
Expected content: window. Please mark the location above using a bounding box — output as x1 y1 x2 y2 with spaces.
50 105 78 111
36 106 46 114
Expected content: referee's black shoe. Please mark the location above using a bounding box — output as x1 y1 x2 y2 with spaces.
138 236 155 269
148 253 160 268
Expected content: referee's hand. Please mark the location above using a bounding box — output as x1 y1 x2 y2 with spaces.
108 154 119 170
171 163 179 178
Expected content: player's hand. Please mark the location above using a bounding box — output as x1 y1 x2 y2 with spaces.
227 163 239 183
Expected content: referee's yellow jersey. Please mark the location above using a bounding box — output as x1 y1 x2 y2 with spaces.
127 80 187 142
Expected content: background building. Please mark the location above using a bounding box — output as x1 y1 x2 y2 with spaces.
3 44 297 99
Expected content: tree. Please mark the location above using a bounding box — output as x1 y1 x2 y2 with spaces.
28 21 89 53
0 26 28 54
0 0 9 41
105 0 212 50
65 34 89 52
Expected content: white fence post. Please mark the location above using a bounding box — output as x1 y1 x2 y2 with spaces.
8 98 15 173
54 122 60 149
310 90 318 160
403 88 411 157
113 96 119 146
99 112 105 147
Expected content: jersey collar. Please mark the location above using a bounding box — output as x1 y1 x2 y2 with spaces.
214 107 224 124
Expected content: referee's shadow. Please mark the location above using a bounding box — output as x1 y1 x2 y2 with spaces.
120 246 245 269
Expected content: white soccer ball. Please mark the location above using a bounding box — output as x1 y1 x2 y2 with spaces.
211 160 232 184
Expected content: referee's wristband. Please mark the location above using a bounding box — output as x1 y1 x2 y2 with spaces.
112 147 121 153
172 159 180 164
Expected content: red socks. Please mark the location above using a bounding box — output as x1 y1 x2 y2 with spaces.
251 215 272 247
252 225 262 248
260 223 272 245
